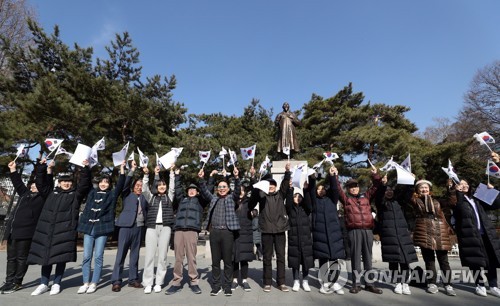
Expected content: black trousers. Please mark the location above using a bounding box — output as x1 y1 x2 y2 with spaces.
233 261 249 280
421 248 451 285
6 237 32 285
388 262 410 283
262 232 286 286
209 229 235 290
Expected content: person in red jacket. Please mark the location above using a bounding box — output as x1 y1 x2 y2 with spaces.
337 164 382 294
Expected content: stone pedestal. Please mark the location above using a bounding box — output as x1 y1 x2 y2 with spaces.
270 160 308 188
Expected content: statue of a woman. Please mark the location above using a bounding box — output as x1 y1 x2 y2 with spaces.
275 102 300 153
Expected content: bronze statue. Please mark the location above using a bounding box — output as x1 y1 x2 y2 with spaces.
275 102 300 153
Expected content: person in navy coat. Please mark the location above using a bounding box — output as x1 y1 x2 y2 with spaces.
110 160 149 292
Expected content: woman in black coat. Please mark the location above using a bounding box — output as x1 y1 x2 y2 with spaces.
286 183 313 292
0 160 52 294
28 159 91 296
374 176 417 295
453 179 500 298
231 185 254 292
309 167 345 294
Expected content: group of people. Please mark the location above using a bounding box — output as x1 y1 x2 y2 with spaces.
0 150 499 299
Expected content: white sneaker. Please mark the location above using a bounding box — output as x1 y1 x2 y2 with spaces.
475 285 487 297
490 287 500 298
144 285 152 294
302 280 311 292
292 280 300 292
394 283 402 294
319 284 333 294
31 284 49 296
332 282 344 295
445 285 456 296
427 284 438 294
153 285 162 293
402 283 411 295
77 284 89 294
86 283 97 294
49 284 61 295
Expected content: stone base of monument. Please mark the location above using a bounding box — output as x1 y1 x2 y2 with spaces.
270 160 308 188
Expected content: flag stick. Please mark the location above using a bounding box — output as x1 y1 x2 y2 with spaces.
487 160 491 186
201 161 206 170
45 149 56 159
222 156 225 172
251 158 254 169
13 155 19 163
485 143 494 153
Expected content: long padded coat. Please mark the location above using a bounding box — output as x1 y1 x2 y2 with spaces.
286 187 314 270
28 166 91 265
310 175 345 261
375 185 418 264
233 196 255 262
453 191 500 268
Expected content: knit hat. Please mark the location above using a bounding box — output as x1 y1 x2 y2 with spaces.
415 179 432 189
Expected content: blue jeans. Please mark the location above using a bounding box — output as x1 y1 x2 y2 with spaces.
82 233 108 284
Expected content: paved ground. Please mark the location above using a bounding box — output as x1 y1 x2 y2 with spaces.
0 239 499 306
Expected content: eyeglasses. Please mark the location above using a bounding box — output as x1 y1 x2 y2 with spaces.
217 186 228 189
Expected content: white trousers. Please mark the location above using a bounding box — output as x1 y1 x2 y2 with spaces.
142 225 172 287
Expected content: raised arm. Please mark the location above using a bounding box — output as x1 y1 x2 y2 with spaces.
113 161 127 199
365 165 382 200
302 182 312 215
122 160 137 199
8 161 29 196
197 169 215 202
168 164 175 202
76 160 92 203
231 167 241 202
141 165 152 200
327 166 340 205
278 162 292 198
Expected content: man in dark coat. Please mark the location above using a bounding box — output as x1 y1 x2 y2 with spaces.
0 160 52 294
111 160 149 292
29 159 91 296
199 167 241 297
249 162 291 293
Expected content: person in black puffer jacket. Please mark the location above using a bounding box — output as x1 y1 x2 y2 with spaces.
453 179 500 298
374 176 417 296
165 167 208 296
286 184 313 293
231 184 254 292
0 160 52 294
309 167 345 295
28 159 91 296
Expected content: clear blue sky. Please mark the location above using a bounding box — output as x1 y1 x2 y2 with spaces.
29 0 500 131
